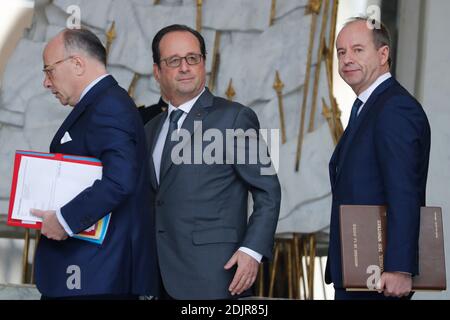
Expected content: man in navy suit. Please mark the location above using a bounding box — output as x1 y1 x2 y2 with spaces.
31 28 159 299
325 17 431 300
145 25 281 299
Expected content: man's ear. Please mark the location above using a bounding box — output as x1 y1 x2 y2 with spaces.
72 56 85 76
379 45 390 66
153 63 160 83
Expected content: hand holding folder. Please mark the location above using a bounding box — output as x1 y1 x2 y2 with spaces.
339 205 446 291
30 209 68 241
7 150 111 245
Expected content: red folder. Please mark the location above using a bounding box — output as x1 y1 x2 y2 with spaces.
7 150 109 244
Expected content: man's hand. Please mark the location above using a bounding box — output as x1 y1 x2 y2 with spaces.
377 271 412 298
31 209 68 241
224 250 259 296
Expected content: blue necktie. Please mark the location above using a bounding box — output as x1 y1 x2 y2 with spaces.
160 109 184 178
348 98 363 128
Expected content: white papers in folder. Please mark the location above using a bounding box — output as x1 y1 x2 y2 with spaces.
11 156 102 222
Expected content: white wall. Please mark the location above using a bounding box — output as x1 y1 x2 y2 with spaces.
396 0 422 94
0 0 34 86
407 0 450 300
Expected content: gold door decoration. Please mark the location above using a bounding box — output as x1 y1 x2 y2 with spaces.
294 0 342 172
269 0 277 26
105 21 116 63
225 79 236 101
294 0 321 172
128 73 141 101
308 0 330 133
196 0 203 32
258 0 341 300
208 31 221 93
326 0 343 142
273 71 287 144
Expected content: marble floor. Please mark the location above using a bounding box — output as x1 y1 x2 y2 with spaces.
0 283 40 300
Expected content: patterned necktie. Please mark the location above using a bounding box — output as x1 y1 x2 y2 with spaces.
160 109 184 178
348 98 363 128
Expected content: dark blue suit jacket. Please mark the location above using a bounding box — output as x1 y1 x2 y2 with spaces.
35 75 159 297
325 78 431 289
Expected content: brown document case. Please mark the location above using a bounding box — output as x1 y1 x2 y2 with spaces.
339 205 446 291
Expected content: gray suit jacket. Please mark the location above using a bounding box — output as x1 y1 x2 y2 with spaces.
144 88 281 299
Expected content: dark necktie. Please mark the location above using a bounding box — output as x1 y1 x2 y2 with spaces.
160 109 184 178
348 98 363 128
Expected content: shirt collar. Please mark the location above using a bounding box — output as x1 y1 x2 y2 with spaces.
168 88 205 116
78 74 110 103
358 72 392 104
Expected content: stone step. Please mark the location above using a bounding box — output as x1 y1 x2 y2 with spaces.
0 283 40 300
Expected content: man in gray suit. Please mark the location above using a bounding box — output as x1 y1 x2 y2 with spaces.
145 24 281 300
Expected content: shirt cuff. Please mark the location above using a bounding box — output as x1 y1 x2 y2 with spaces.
56 209 74 236
239 247 262 263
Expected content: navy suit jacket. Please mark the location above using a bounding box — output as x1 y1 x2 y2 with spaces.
144 88 281 299
325 78 431 289
35 75 159 297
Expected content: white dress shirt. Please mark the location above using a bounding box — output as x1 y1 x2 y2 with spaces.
356 72 392 116
152 88 204 184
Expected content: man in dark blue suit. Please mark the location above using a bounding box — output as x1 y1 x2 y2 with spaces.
325 17 431 300
31 29 159 299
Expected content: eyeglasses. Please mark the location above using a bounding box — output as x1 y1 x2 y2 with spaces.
43 56 74 78
160 53 204 68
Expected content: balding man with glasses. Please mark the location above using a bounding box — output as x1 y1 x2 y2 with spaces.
33 28 159 299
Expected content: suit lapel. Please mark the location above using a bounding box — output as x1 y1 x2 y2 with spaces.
49 75 117 153
50 102 87 152
329 129 347 188
332 78 395 185
159 88 214 184
148 111 168 191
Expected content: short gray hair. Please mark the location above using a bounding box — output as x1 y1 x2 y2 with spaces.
62 28 107 66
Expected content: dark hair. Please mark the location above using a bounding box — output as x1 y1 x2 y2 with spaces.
152 24 206 65
345 16 392 67
62 28 107 66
